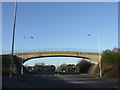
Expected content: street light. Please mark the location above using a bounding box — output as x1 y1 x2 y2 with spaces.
87 33 102 77
10 1 17 77
21 36 34 75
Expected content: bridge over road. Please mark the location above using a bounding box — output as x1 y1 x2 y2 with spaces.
2 49 102 74
14 49 102 64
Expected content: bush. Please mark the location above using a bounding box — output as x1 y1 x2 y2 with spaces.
76 60 92 73
101 48 120 78
2 54 20 75
2 55 11 73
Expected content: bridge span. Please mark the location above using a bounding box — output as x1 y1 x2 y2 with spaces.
13 49 102 64
2 49 102 74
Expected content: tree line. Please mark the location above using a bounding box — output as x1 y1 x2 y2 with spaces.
59 60 92 73
25 60 92 73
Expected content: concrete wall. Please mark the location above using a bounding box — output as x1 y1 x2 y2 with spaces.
88 63 99 75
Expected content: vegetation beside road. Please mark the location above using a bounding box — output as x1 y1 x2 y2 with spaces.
2 54 20 75
2 54 11 73
101 48 120 78
2 54 11 75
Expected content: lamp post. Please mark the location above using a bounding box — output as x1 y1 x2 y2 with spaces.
10 1 17 77
21 36 33 75
87 33 102 77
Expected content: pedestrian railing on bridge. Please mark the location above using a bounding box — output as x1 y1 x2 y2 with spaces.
1 48 102 55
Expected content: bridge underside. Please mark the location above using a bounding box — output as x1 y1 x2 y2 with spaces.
24 55 90 63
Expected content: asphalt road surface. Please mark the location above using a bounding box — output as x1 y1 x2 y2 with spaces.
55 74 119 88
2 72 119 89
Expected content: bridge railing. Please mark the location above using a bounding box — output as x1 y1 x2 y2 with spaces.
1 48 102 55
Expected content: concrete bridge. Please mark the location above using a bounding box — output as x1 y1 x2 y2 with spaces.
2 49 102 74
13 49 101 64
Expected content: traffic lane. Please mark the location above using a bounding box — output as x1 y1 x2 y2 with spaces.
55 74 118 88
25 74 86 88
12 74 86 88
2 74 119 89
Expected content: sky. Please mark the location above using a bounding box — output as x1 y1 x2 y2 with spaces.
2 2 118 66
23 57 93 67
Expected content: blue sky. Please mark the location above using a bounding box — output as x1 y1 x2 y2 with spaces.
23 57 93 67
2 2 118 66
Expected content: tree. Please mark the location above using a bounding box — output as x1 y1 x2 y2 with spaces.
76 60 92 73
45 65 55 72
67 64 75 72
60 63 67 72
33 65 45 71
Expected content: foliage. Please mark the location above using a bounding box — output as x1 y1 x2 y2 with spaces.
33 65 45 71
60 64 75 72
67 64 75 72
2 54 11 73
33 64 55 72
2 54 22 75
75 60 92 73
45 65 56 72
60 64 67 72
101 48 120 78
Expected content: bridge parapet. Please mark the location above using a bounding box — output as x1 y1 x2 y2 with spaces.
2 48 101 55
2 49 102 64
15 51 99 55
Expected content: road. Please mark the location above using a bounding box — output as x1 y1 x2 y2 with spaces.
55 74 119 88
2 72 119 89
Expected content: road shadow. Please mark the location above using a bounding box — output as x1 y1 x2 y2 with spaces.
2 72 119 90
